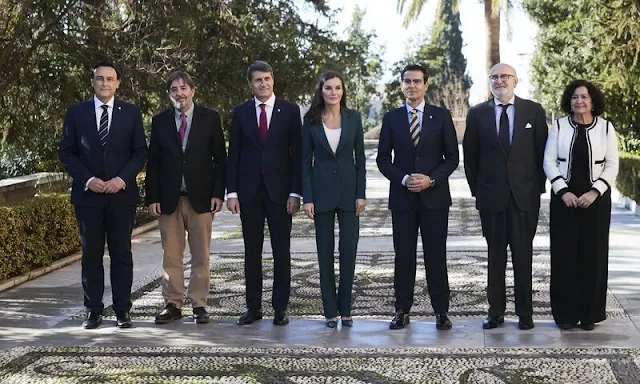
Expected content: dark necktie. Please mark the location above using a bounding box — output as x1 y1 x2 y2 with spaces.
499 103 511 152
409 108 420 147
98 105 109 147
259 103 268 143
179 112 188 147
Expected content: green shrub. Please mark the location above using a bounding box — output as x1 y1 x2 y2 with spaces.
617 152 640 203
0 194 80 281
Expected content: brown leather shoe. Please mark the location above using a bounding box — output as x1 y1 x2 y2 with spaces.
193 307 210 324
155 303 182 324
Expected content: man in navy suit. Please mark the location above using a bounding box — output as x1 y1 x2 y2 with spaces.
146 71 227 325
377 64 459 330
58 62 148 329
226 61 302 326
463 63 548 331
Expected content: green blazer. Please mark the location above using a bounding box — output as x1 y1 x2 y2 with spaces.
302 109 366 213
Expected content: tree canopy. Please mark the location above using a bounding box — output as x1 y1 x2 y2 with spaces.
524 0 640 152
0 0 380 177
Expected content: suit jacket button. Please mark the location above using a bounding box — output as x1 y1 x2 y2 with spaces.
333 170 337 174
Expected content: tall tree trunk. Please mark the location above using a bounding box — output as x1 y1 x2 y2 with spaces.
484 0 500 98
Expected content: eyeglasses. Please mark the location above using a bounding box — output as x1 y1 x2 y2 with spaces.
489 74 516 82
402 79 425 85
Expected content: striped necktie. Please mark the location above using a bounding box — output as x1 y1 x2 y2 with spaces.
98 105 109 147
409 108 420 147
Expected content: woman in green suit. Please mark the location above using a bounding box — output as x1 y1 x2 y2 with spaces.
302 71 366 328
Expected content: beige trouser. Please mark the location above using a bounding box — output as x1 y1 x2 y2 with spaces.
158 196 212 308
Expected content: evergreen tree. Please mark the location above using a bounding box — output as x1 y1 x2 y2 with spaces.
386 0 471 117
523 0 640 152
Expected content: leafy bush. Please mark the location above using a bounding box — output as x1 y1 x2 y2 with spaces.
0 194 80 281
617 152 640 203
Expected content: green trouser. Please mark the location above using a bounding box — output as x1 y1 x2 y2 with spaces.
314 209 359 319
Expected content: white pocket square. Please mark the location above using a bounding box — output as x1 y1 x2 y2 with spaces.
525 123 533 129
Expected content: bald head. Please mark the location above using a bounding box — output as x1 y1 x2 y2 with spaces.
489 63 518 103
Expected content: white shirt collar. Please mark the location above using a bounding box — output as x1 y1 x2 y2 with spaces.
405 99 425 114
493 96 515 107
94 95 115 109
254 93 276 108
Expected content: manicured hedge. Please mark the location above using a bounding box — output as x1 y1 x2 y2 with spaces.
0 191 156 283
617 152 640 204
0 194 80 282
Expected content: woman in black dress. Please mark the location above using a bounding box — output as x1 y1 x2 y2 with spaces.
543 80 619 330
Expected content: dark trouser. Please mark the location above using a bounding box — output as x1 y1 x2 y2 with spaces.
391 201 450 314
314 208 359 319
240 178 292 313
74 203 135 314
550 191 610 325
479 195 539 318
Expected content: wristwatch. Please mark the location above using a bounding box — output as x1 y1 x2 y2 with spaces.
430 178 436 188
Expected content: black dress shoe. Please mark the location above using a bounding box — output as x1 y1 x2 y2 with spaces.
193 307 210 324
237 309 263 325
273 311 289 326
341 318 353 327
389 309 410 330
116 311 132 328
580 322 595 331
482 315 504 329
325 319 338 328
82 312 103 329
435 313 452 330
558 323 576 330
155 303 182 324
518 316 535 330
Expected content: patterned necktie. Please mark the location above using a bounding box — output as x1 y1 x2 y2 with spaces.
259 103 268 142
98 105 109 147
499 103 512 152
179 112 188 147
409 108 420 147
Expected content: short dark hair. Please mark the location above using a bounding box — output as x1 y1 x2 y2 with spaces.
560 79 606 116
92 61 121 80
247 60 274 82
401 64 428 83
166 71 196 92
304 70 348 125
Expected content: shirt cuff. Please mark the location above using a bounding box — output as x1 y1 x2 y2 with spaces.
116 176 126 190
401 175 409 186
85 177 95 191
226 192 238 199
289 193 302 199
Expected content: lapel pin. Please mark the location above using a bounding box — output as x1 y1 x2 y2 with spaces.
277 108 281 112
118 106 121 110
429 115 432 119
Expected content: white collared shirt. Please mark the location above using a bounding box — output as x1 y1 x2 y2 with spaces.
493 96 515 142
93 95 115 133
226 93 301 200
254 93 276 129
401 100 426 186
405 100 425 129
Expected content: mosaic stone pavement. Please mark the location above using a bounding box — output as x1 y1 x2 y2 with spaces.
96 250 625 321
219 197 550 239
2 346 640 383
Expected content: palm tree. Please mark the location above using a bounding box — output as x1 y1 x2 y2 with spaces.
398 0 509 97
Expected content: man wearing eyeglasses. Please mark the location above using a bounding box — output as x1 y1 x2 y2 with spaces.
463 63 548 331
377 64 459 330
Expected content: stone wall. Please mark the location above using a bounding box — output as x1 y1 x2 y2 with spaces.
0 173 69 206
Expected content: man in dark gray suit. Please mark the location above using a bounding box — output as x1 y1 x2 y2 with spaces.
463 63 548 331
